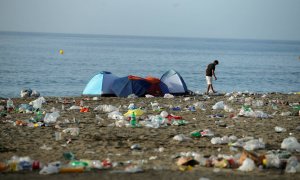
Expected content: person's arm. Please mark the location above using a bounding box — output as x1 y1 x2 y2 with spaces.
212 69 217 80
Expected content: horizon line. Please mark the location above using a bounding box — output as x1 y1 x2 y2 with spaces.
1 30 300 43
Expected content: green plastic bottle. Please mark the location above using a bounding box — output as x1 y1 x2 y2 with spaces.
130 112 137 127
70 161 88 167
191 131 201 137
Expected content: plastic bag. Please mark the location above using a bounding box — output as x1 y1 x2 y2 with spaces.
94 105 119 112
124 109 144 117
149 115 166 128
285 156 300 173
252 100 264 107
211 136 229 145
20 88 32 98
108 111 124 120
31 90 40 97
264 153 281 168
193 102 206 110
243 139 265 151
127 94 138 98
173 134 192 142
145 94 154 98
160 111 168 118
281 137 300 152
238 158 255 172
164 93 174 99
63 128 80 136
44 111 60 124
224 105 234 112
274 126 286 133
69 105 81 110
39 162 60 175
212 101 224 110
30 97 46 110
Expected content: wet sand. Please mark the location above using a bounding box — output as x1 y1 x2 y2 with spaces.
0 93 299 179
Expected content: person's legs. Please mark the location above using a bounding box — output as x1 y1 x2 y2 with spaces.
210 84 216 93
206 84 211 94
206 76 213 94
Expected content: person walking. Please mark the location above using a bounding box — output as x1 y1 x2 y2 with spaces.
206 60 219 94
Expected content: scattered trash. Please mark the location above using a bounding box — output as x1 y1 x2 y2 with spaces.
40 144 52 151
281 112 292 116
21 88 40 98
243 138 265 151
44 111 60 124
211 136 230 145
281 137 300 152
164 94 174 99
212 101 225 110
238 158 256 172
124 108 144 117
131 144 142 150
173 134 192 142
29 97 46 110
94 105 119 112
200 129 214 137
63 128 80 136
2 92 300 177
274 126 287 133
285 156 300 173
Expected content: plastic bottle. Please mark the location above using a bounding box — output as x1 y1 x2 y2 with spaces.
7 98 14 112
70 161 88 167
191 131 201 137
35 111 43 121
19 160 32 171
130 112 137 127
0 162 8 172
32 160 41 170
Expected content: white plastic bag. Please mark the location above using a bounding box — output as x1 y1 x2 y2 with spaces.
94 105 119 112
69 105 81 110
108 111 124 120
285 156 300 173
281 137 300 152
62 127 80 136
160 111 169 118
243 139 265 151
44 111 60 124
164 93 174 99
212 101 224 110
211 136 229 145
30 97 46 109
238 158 256 172
173 134 191 142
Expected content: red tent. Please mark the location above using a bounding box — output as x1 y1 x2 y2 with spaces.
145 76 163 96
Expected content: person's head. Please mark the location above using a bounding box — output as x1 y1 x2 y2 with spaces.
214 60 219 65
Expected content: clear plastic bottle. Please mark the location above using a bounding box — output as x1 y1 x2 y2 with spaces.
7 98 14 112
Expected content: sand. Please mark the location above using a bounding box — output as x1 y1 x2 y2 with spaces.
0 93 299 180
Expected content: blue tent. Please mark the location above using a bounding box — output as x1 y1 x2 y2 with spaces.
160 69 188 95
111 75 151 97
82 71 119 96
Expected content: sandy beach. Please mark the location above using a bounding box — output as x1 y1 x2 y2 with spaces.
0 93 299 180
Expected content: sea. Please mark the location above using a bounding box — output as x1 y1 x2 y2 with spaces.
0 31 299 98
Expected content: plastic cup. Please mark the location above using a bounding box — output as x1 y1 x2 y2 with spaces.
55 132 62 141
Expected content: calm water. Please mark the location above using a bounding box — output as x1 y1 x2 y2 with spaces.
0 32 299 98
